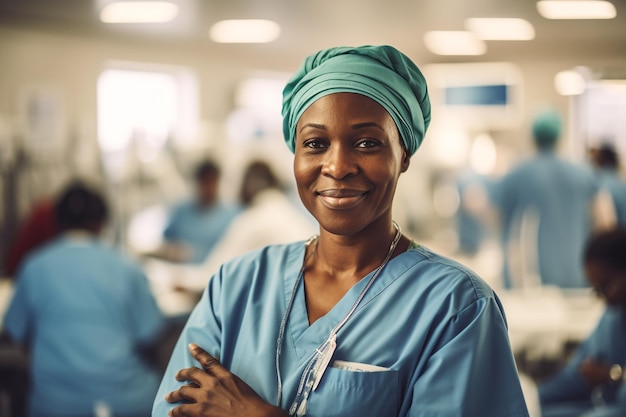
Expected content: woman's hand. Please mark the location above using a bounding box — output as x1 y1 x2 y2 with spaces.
165 343 288 417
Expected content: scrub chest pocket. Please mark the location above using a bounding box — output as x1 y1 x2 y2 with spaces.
306 366 400 416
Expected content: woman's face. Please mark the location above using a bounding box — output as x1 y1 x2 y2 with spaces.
294 92 409 236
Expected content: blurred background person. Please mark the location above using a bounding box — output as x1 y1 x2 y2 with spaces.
494 108 615 289
2 181 166 417
202 158 316 274
455 167 497 257
153 159 241 264
590 143 626 227
160 158 317 293
538 227 626 417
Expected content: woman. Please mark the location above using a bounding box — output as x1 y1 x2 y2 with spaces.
538 227 626 417
152 45 529 417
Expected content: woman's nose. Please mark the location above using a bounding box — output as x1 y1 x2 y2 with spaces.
321 144 358 179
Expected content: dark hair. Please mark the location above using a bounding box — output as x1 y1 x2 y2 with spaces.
584 227 626 271
595 143 619 170
239 160 281 205
55 182 109 231
194 159 221 182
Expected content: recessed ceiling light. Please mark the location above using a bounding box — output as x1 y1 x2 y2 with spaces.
423 31 486 56
554 70 586 95
100 1 179 23
209 19 281 43
537 1 616 19
465 18 535 40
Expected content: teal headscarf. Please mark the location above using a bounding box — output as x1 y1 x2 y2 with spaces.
281 45 431 156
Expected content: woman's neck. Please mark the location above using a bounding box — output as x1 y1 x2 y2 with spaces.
303 221 406 324
310 222 404 281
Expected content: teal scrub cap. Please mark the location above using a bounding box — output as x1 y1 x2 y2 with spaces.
532 109 562 149
281 45 431 156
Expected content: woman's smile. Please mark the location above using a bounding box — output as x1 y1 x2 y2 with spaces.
317 188 368 209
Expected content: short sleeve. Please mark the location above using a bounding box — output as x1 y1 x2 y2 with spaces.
406 296 529 417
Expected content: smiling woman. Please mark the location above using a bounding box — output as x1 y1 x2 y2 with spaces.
152 45 530 417
294 93 409 238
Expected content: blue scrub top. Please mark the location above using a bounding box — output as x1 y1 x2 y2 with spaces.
3 235 165 417
539 306 626 417
163 199 240 264
495 152 600 289
596 168 626 227
153 242 529 417
455 170 496 255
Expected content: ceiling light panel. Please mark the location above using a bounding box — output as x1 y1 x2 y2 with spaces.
465 18 535 40
537 1 616 19
209 19 281 43
423 31 486 56
100 1 179 23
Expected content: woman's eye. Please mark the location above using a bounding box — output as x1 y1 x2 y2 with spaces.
303 139 327 149
356 139 380 149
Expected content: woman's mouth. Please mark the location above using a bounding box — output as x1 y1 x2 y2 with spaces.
317 189 367 209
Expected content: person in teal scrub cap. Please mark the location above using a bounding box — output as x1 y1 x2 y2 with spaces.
495 108 613 289
153 45 529 417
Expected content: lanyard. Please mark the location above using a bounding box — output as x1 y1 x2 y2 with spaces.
275 222 402 416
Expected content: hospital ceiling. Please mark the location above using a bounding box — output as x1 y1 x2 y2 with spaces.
0 0 625 69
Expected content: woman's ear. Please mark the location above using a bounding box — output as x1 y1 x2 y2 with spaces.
400 149 411 173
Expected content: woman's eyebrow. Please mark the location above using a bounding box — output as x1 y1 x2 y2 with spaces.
351 122 385 131
299 122 385 132
299 123 326 132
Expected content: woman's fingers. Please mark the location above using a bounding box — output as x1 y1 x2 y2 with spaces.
166 343 286 417
168 403 196 417
166 344 222 405
188 343 223 375
166 382 199 403
175 366 204 382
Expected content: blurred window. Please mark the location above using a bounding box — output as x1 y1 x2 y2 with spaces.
97 64 198 157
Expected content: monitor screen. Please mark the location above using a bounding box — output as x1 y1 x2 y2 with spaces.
444 84 508 106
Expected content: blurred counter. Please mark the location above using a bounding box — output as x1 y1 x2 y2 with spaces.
499 286 605 360
142 258 205 318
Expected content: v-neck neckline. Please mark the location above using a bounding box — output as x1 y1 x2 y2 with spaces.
281 241 415 364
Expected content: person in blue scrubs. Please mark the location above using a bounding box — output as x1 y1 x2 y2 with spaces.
152 45 530 417
455 168 497 256
3 182 166 417
539 227 626 417
160 159 240 264
495 109 606 289
590 143 626 227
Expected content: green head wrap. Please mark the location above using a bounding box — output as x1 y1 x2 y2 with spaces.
532 109 562 150
281 45 431 156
